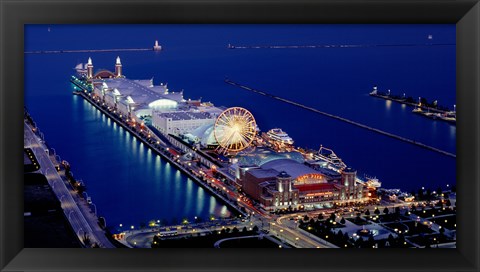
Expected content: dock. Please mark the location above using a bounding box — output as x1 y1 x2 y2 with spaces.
369 91 456 125
225 79 456 159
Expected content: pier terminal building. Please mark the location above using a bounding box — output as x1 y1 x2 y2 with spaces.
232 148 368 211
82 57 369 212
86 57 222 134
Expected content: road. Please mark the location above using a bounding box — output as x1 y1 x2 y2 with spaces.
120 219 250 248
214 234 275 248
24 121 115 248
268 214 337 248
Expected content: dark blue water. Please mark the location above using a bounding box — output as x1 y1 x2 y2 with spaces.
25 24 456 228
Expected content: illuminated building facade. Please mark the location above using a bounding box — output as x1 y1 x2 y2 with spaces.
242 168 300 211
151 111 216 136
86 57 93 79
115 56 123 78
89 57 184 123
237 154 369 211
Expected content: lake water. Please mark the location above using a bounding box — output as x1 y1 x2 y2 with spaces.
25 24 456 228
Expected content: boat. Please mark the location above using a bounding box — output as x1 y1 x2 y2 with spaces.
412 107 422 113
74 63 87 75
364 176 382 188
265 128 294 145
313 145 347 169
441 116 456 124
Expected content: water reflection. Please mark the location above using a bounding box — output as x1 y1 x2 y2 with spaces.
196 187 205 214
385 100 392 110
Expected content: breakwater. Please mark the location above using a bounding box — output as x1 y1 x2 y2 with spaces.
225 79 456 159
25 48 153 54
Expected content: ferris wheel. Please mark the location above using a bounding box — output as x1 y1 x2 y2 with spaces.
213 107 257 153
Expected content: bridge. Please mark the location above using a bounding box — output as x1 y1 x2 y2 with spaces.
225 79 456 158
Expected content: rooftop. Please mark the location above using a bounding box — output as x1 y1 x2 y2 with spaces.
247 168 279 180
94 77 184 108
235 147 304 167
261 158 327 181
155 111 213 121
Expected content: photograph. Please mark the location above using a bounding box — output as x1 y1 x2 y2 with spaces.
23 24 457 249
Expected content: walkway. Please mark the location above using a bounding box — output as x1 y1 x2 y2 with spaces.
24 121 115 248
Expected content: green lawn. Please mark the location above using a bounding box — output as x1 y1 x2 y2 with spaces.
346 217 371 226
408 233 455 247
430 215 456 230
402 221 435 236
412 207 455 218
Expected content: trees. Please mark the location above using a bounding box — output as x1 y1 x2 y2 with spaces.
232 227 239 233
252 225 259 233
383 207 389 215
303 215 310 222
82 232 91 247
439 227 445 235
374 208 380 215
317 213 324 220
368 235 375 248
395 207 401 215
365 209 370 216
340 217 346 224
417 189 424 200
387 234 395 247
329 213 336 221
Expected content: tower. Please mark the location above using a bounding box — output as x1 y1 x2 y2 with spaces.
275 171 298 207
87 57 94 79
153 40 162 51
115 56 122 78
341 167 357 200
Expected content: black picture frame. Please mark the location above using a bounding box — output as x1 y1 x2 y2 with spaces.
1 0 479 271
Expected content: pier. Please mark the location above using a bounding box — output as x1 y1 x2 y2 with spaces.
225 79 456 159
369 91 456 125
24 119 116 248
72 88 247 218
